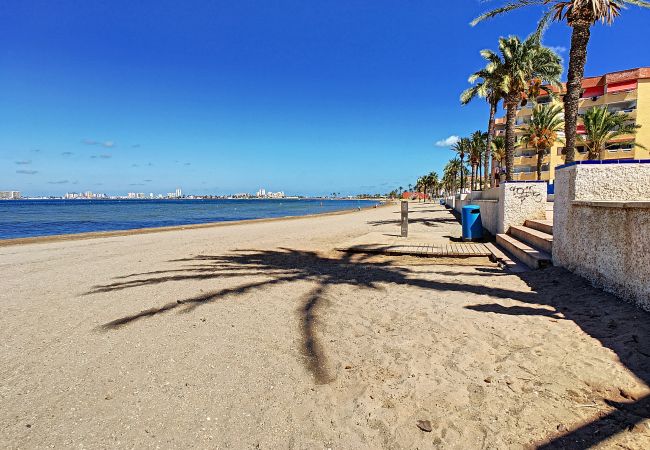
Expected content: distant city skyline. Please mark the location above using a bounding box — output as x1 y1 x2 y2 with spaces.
2 1 649 196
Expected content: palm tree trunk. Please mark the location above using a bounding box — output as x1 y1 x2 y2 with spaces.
564 21 591 164
536 149 543 181
460 156 465 192
484 101 496 189
470 165 475 191
505 101 517 181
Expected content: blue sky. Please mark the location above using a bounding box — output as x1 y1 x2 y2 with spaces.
1 0 649 196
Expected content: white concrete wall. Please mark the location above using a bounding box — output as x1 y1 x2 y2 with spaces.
554 164 650 311
448 191 498 236
473 200 499 235
497 182 547 234
452 193 468 214
449 186 543 236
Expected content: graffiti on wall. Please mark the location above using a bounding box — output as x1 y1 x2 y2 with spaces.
509 185 543 204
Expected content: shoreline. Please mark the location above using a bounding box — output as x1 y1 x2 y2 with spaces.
0 202 392 248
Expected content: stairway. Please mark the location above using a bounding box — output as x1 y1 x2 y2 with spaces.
496 218 554 270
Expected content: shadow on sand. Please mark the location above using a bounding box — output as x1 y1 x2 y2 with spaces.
367 216 458 228
87 248 649 446
466 269 650 448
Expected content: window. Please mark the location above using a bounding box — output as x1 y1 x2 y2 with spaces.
577 146 588 154
516 150 535 158
607 142 634 152
607 101 637 114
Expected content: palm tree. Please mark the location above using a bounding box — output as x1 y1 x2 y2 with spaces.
470 131 488 189
491 136 507 183
451 138 471 191
461 53 506 189
415 177 425 202
520 103 565 180
443 158 463 195
472 0 650 164
426 171 439 199
580 106 644 160
478 36 562 181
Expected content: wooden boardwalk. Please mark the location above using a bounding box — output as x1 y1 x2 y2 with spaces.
337 241 492 258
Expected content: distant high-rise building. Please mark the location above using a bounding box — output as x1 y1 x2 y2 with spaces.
175 187 182 198
0 191 21 200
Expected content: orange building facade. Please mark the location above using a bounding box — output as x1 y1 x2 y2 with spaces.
494 67 650 182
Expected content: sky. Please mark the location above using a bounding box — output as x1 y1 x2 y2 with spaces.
1 0 649 197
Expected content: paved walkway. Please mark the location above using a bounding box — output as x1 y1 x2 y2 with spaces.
337 202 493 257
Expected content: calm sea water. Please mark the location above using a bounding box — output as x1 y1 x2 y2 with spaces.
0 199 381 240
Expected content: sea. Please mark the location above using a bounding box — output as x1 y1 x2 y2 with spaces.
0 198 381 240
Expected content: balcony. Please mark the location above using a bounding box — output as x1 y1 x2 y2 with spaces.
511 171 550 181
555 141 636 161
515 115 532 126
515 154 549 163
578 100 637 119
578 90 637 108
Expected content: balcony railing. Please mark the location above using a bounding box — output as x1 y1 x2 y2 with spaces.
578 90 637 107
511 171 550 181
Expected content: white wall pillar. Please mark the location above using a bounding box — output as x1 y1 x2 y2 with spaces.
496 182 547 234
553 162 650 311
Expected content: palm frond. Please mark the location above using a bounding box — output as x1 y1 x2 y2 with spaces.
623 0 650 7
461 85 480 104
471 1 544 26
532 7 553 42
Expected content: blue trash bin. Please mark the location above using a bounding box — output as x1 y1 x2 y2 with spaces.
461 205 482 241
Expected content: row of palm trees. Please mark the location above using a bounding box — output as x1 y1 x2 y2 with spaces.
411 172 440 200
446 100 641 187
450 131 493 191
458 0 649 185
442 136 508 193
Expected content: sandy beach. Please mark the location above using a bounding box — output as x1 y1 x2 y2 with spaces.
1 203 649 449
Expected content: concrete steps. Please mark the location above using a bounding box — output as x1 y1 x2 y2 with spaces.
484 242 529 273
492 201 555 271
510 225 553 254
525 219 553 235
496 233 552 270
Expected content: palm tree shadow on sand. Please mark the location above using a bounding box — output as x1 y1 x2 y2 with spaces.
465 269 650 449
87 248 650 447
91 248 426 385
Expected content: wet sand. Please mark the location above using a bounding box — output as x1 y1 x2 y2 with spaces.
1 203 648 449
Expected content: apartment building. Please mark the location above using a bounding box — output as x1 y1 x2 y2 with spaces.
494 67 650 182
0 191 21 200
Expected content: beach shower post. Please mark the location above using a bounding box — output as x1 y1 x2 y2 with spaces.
400 201 408 237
